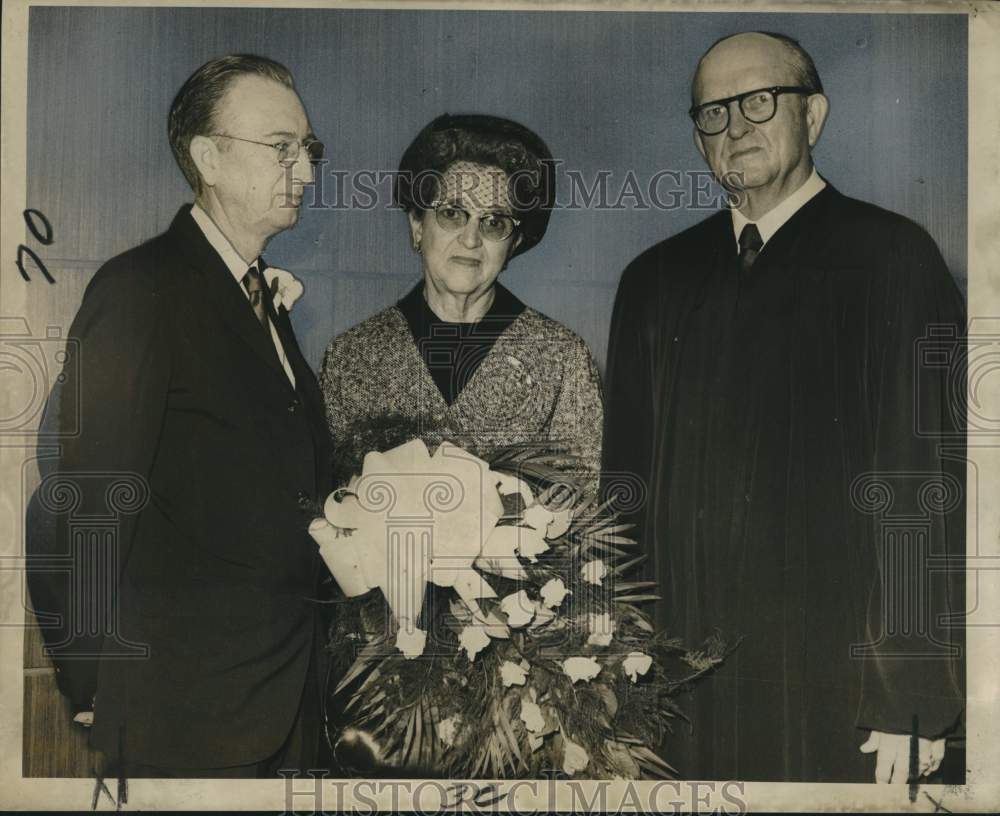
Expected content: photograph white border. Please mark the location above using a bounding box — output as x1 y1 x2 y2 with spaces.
1 0 997 810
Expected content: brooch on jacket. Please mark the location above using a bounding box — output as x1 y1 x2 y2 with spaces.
505 355 536 388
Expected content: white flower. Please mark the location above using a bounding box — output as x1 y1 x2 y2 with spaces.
519 699 545 733
527 600 556 631
395 626 427 659
586 612 614 647
562 656 602 684
500 590 535 628
263 267 304 312
516 526 550 563
546 509 572 539
522 502 554 531
528 733 545 752
311 439 505 630
500 660 529 687
480 524 548 569
622 651 653 683
450 599 510 639
322 489 365 529
451 569 498 601
495 472 535 507
562 735 590 775
458 625 491 661
477 526 528 579
308 517 370 597
436 715 460 747
540 577 571 609
581 559 607 585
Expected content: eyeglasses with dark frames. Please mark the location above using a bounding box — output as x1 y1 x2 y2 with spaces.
209 134 325 165
428 200 521 242
689 86 815 135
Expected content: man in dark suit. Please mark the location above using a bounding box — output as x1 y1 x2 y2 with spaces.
603 32 965 782
26 54 333 777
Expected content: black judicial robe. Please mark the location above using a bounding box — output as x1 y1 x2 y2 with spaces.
602 185 965 781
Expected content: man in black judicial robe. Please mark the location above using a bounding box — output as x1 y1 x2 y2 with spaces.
25 56 333 777
602 32 965 782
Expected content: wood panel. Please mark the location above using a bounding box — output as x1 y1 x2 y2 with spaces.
23 603 49 672
23 600 99 777
23 670 97 778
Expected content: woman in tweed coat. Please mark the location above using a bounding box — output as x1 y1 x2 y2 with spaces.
319 114 603 485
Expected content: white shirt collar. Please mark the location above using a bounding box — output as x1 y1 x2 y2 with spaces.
190 203 258 283
189 204 297 388
731 168 827 249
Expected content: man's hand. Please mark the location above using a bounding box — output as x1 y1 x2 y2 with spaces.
72 695 95 728
859 730 945 783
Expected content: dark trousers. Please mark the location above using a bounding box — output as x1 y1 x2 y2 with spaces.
122 646 321 779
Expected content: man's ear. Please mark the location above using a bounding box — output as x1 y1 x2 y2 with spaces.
407 209 424 250
189 135 221 189
805 93 830 148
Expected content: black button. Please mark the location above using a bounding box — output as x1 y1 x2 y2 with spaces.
296 491 310 508
288 399 299 413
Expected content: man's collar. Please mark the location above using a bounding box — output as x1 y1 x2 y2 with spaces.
190 203 259 282
730 168 827 249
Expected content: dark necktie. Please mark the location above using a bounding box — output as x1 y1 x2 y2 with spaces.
242 264 270 331
738 223 763 273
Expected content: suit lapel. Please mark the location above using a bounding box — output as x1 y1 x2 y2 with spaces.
167 206 291 388
259 262 334 489
269 297 316 401
258 260 321 403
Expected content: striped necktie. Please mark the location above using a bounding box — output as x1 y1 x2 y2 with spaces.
242 264 269 330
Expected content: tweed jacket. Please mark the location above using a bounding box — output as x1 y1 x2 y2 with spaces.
320 299 604 485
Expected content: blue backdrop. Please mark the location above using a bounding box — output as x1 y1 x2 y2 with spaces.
25 7 967 372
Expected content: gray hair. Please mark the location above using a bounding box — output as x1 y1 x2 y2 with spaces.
168 54 295 195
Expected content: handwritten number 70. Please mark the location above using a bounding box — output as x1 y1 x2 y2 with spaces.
17 208 55 283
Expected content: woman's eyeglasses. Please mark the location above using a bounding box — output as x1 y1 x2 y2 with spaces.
429 201 520 242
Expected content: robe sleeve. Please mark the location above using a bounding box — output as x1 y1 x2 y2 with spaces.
601 262 658 554
855 218 966 738
25 260 170 709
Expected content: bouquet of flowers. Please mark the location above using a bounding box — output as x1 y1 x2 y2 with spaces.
309 429 727 779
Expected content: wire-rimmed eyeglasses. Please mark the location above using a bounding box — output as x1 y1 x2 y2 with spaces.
429 200 521 242
209 133 325 165
689 86 814 135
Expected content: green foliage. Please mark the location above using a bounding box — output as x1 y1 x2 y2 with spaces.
324 427 732 779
